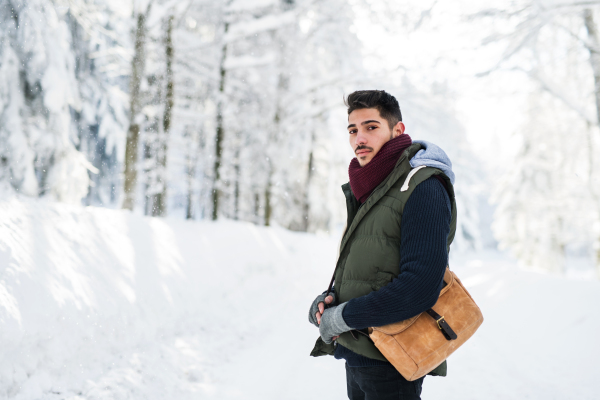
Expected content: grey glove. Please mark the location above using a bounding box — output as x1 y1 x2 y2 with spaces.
308 292 336 327
319 302 352 344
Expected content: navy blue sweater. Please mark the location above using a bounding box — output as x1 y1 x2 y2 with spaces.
334 176 452 367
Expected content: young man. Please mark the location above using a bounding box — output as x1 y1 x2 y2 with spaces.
308 90 457 400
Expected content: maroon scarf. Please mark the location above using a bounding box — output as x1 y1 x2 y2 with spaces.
349 134 412 203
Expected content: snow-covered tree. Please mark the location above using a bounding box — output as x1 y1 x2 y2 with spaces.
479 1 600 274
0 0 488 251
0 0 95 203
64 0 131 207
493 92 593 273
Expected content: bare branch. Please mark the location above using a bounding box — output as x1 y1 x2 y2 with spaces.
529 68 596 124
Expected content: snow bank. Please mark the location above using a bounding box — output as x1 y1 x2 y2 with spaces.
0 196 598 399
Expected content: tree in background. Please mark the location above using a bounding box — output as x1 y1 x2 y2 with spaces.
123 1 151 211
479 1 600 275
142 9 175 217
0 0 485 253
0 0 93 202
64 0 130 207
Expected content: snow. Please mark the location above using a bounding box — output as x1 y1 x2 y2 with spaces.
0 196 599 399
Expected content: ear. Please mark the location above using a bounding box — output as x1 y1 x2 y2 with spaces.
392 121 405 138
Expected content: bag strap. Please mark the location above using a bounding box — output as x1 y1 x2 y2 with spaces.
325 271 335 297
425 309 457 340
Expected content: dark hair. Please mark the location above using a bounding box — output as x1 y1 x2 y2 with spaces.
344 90 402 129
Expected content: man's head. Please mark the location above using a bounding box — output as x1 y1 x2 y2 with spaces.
345 90 405 166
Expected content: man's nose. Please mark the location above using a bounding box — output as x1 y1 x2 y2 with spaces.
355 132 367 145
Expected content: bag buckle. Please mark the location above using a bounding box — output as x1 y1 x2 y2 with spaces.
436 316 446 331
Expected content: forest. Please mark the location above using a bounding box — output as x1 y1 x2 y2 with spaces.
1 1 600 398
1 0 600 275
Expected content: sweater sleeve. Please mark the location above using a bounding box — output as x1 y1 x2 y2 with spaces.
341 176 451 330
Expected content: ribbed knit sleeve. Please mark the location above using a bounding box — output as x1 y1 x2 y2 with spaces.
341 176 451 330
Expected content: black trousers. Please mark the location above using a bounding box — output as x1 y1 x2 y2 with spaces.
345 363 424 400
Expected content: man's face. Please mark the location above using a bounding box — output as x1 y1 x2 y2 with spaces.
347 108 405 167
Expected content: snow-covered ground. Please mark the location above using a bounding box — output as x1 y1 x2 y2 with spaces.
0 196 599 399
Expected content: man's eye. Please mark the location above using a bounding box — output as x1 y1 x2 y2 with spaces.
349 130 357 134
367 125 377 130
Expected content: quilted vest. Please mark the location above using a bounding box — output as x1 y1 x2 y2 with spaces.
310 143 457 377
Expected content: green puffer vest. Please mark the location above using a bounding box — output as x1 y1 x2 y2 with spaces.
310 143 457 377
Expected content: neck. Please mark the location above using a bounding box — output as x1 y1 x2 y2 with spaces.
348 134 413 203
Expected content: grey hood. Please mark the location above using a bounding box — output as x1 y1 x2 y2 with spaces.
409 140 455 184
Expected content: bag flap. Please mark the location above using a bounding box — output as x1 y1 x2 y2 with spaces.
370 267 454 336
439 267 454 296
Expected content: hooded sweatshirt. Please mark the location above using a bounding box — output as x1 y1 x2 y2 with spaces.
410 140 455 184
334 140 454 367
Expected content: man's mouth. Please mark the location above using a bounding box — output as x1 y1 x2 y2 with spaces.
356 148 372 157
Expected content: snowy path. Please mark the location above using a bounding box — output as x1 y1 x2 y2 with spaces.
0 198 598 399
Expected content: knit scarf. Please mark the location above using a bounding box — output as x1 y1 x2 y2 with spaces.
348 134 412 203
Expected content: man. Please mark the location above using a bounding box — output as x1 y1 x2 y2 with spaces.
308 90 457 400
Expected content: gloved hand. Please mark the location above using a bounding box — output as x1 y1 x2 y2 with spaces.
308 292 336 327
319 302 352 344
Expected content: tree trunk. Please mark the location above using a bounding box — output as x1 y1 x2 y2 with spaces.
233 144 240 220
264 74 285 227
212 22 229 220
185 141 196 219
264 106 279 227
264 173 272 226
583 9 600 276
584 9 600 125
122 11 147 211
185 127 198 220
143 128 156 216
263 0 296 227
186 165 195 219
254 192 260 224
302 140 315 232
154 14 174 217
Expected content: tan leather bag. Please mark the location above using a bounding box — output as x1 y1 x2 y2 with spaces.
368 267 484 381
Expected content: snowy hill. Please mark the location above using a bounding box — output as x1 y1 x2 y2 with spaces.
0 197 598 399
